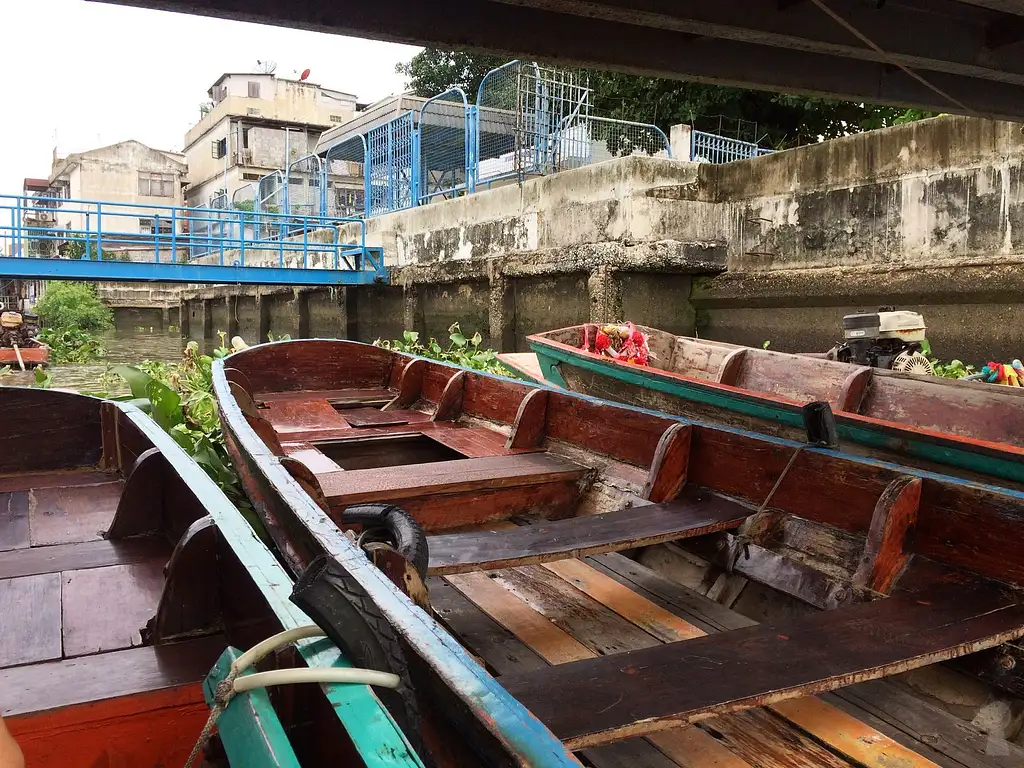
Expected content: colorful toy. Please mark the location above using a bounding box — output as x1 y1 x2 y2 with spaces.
581 322 652 366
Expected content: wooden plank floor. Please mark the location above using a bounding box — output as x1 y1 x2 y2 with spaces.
0 476 172 670
437 553 1021 768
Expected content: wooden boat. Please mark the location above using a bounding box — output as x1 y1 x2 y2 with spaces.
213 338 1024 768
0 386 418 768
0 343 47 368
528 324 1024 487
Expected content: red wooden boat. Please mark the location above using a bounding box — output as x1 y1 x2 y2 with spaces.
0 343 47 368
0 386 418 768
213 339 1024 768
528 324 1024 487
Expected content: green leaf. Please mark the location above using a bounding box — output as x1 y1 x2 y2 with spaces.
146 379 183 430
449 331 467 347
470 331 483 347
111 365 154 399
403 330 419 344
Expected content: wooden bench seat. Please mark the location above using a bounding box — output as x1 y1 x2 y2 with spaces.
427 490 748 575
261 398 351 435
500 578 1024 749
318 453 588 504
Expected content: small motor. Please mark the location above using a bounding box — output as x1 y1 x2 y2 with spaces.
830 307 935 374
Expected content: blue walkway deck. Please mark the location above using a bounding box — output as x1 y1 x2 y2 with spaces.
0 195 386 285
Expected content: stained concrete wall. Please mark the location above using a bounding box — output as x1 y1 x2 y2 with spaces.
180 115 1024 362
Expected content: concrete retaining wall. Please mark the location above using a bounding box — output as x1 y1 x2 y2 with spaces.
178 115 1024 363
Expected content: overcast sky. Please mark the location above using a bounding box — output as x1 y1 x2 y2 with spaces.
0 0 419 195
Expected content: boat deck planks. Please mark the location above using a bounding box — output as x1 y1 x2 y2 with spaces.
0 491 30 551
442 555 984 767
427 493 748 574
260 397 350 434
0 537 171 581
61 561 167 657
0 573 62 667
27 480 123 546
501 576 1024 749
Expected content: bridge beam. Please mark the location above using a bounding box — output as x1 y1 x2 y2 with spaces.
93 0 1024 120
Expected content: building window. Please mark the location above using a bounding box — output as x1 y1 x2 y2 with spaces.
246 108 261 116
211 138 227 159
213 86 227 103
242 127 251 149
241 172 261 181
139 217 173 234
248 81 260 98
330 115 344 124
138 172 175 198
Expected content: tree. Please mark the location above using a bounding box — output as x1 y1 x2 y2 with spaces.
398 48 934 149
33 282 113 333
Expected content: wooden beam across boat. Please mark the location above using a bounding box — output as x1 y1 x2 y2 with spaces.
427 492 748 575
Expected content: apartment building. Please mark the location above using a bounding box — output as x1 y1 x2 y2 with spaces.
183 72 362 212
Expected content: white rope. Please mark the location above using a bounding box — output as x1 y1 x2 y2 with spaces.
184 625 400 767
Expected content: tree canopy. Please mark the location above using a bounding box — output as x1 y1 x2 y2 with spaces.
397 49 933 149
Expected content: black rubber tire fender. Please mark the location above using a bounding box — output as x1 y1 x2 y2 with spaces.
340 503 429 580
291 555 431 764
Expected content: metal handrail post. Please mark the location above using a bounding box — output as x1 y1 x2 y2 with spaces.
171 208 177 263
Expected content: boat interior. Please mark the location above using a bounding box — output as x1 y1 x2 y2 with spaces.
0 387 398 768
223 339 1024 768
532 324 1024 448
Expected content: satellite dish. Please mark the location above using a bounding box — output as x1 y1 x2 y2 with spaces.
257 59 277 74
300 68 311 82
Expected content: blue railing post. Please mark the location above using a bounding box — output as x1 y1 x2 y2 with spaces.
96 204 103 259
14 197 22 258
171 208 177 263
239 212 247 266
154 214 161 263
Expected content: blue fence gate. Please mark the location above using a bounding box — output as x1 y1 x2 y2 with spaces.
418 88 472 204
366 112 416 216
324 135 368 218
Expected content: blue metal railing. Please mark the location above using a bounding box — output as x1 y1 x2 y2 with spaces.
0 194 384 285
690 130 773 164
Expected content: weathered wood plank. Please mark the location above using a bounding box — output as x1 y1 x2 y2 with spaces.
427 494 747 575
28 482 123 547
642 424 692 503
318 453 588 504
61 561 166 657
0 573 62 668
2 635 224 718
0 492 30 552
0 537 170 581
502 583 1024 749
854 476 922 594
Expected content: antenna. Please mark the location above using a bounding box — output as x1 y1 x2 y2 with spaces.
256 59 277 74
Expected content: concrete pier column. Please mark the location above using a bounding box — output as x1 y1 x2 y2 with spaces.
588 265 623 325
297 289 311 339
257 291 271 343
488 273 515 352
403 285 425 337
336 287 351 340
201 299 214 341
179 300 190 339
162 307 171 331
226 295 239 340
670 124 693 160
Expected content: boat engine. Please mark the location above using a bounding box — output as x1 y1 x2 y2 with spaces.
829 307 935 374
0 312 40 349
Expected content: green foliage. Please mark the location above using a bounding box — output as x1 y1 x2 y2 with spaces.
33 366 52 388
34 282 113 333
930 358 976 379
398 49 935 149
232 199 256 212
110 340 254 518
762 340 771 350
375 322 504 374
37 327 107 364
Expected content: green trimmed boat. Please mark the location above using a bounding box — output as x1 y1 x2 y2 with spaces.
528 323 1024 487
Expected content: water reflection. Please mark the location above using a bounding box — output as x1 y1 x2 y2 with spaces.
3 329 198 392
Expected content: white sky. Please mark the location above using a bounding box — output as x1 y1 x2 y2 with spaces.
0 0 420 196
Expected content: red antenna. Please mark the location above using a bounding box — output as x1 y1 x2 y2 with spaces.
300 68 311 82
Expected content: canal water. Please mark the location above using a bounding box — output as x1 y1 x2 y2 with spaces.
3 329 197 393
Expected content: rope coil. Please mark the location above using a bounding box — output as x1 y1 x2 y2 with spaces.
184 625 400 767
